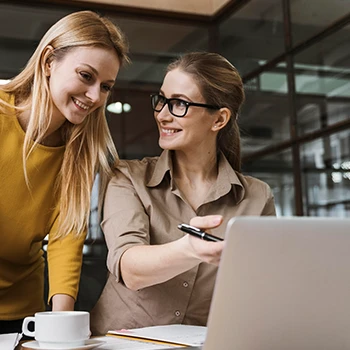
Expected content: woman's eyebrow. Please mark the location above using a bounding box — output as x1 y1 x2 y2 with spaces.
159 89 190 100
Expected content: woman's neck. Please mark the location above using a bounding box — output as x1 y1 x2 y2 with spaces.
16 98 65 147
171 150 219 210
172 149 218 184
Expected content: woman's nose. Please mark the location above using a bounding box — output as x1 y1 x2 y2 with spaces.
85 85 101 104
155 103 173 122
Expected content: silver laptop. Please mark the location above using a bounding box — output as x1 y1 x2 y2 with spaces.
202 216 350 350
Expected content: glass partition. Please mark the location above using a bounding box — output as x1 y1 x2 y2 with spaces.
294 24 350 135
301 129 350 217
241 63 290 155
290 0 348 45
243 148 295 217
218 0 285 76
0 3 71 78
111 16 209 86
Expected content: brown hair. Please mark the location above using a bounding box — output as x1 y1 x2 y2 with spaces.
167 52 245 172
0 11 129 237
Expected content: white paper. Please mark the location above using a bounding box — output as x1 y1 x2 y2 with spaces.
0 333 22 350
107 324 207 347
94 336 183 349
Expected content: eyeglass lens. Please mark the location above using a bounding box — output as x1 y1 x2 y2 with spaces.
152 95 187 117
152 95 165 111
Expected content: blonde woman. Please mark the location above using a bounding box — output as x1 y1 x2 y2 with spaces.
0 10 128 334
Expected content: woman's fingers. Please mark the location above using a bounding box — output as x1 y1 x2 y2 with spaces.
189 215 223 230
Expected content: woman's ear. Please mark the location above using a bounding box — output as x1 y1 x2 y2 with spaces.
212 107 231 131
42 45 55 77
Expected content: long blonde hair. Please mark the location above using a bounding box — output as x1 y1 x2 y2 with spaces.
167 52 245 172
0 11 129 238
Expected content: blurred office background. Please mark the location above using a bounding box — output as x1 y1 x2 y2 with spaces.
0 0 349 309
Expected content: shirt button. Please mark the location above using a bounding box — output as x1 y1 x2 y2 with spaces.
183 282 189 288
175 310 181 317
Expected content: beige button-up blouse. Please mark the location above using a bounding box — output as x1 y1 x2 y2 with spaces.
91 150 275 335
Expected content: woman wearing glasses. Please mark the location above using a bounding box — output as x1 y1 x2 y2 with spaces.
91 52 275 334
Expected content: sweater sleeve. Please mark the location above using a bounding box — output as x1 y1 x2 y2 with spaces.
46 216 86 304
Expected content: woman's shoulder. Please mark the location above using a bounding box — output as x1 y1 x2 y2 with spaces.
114 156 160 180
118 156 159 170
0 90 16 125
236 172 273 196
0 90 15 117
0 89 13 104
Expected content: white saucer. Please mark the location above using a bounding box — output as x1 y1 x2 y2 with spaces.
21 339 105 350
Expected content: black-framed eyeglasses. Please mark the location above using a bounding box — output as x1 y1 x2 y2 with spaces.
150 93 220 118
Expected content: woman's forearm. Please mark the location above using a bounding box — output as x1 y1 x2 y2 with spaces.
51 294 75 311
120 215 225 291
120 236 200 290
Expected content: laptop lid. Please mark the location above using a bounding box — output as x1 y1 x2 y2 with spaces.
203 216 350 350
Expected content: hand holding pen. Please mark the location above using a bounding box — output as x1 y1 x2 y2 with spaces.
178 216 224 266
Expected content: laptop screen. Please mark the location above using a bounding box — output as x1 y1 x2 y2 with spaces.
204 216 350 350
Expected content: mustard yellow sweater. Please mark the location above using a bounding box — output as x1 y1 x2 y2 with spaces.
0 91 86 320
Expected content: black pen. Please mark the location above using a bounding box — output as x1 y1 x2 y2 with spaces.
178 223 223 242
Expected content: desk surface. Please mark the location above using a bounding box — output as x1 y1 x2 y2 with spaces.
15 340 202 350
18 344 202 350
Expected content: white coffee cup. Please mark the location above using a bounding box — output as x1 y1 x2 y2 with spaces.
22 311 90 349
